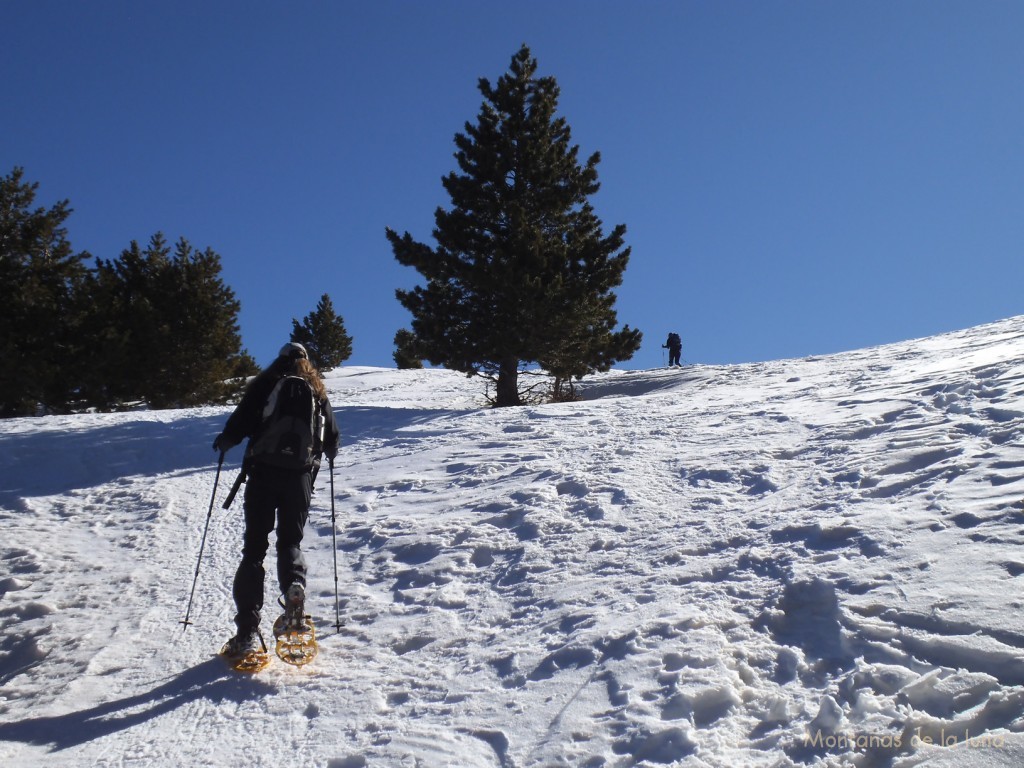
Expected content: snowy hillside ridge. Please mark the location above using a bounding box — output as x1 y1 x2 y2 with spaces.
3 317 1024 767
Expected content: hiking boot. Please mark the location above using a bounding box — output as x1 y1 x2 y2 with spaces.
223 629 261 657
284 582 305 621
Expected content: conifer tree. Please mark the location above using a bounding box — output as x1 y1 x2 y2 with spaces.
0 167 90 416
290 293 352 372
393 328 424 369
86 233 252 408
387 45 641 406
157 237 253 406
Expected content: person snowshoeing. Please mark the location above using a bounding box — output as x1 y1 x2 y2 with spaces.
213 342 339 655
663 332 683 367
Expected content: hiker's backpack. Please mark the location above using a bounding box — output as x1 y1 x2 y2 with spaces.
248 375 325 470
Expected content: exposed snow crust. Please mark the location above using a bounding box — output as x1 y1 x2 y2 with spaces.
4 317 1024 766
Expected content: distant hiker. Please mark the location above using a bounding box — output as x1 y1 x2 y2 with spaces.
663 332 683 367
212 342 339 655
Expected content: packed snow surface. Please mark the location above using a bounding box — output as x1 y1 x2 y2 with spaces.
4 317 1024 767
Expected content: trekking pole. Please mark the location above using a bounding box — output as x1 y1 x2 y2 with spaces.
181 451 224 630
329 457 342 633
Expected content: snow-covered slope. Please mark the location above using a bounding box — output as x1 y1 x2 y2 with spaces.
4 317 1024 767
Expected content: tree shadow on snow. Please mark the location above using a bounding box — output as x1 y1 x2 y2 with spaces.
0 404 467 508
336 405 468 449
0 657 275 751
0 413 230 506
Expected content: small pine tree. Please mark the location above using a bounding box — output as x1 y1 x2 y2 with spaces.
393 328 424 369
290 293 352 372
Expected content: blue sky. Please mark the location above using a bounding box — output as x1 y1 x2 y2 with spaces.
4 1 1022 370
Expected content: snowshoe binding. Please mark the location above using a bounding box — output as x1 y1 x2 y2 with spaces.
273 583 317 666
220 629 270 673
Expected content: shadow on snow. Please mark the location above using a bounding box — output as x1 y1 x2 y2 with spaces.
0 657 275 751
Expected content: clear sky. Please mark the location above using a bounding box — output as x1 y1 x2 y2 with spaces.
4 1 1022 371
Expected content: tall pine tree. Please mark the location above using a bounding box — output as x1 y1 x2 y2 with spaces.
157 237 254 406
387 46 640 406
0 167 90 416
290 293 353 372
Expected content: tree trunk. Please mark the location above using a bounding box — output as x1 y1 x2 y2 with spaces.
495 357 521 407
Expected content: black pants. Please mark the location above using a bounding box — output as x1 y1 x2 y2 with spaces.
668 347 681 366
233 466 312 633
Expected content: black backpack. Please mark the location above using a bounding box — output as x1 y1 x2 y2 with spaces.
248 375 324 470
668 333 681 347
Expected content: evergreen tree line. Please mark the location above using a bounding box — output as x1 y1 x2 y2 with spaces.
0 165 352 418
0 166 258 416
0 165 360 417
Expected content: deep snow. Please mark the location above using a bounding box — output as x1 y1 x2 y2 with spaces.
4 317 1024 767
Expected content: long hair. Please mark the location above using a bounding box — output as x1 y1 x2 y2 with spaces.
245 355 328 402
293 358 328 401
